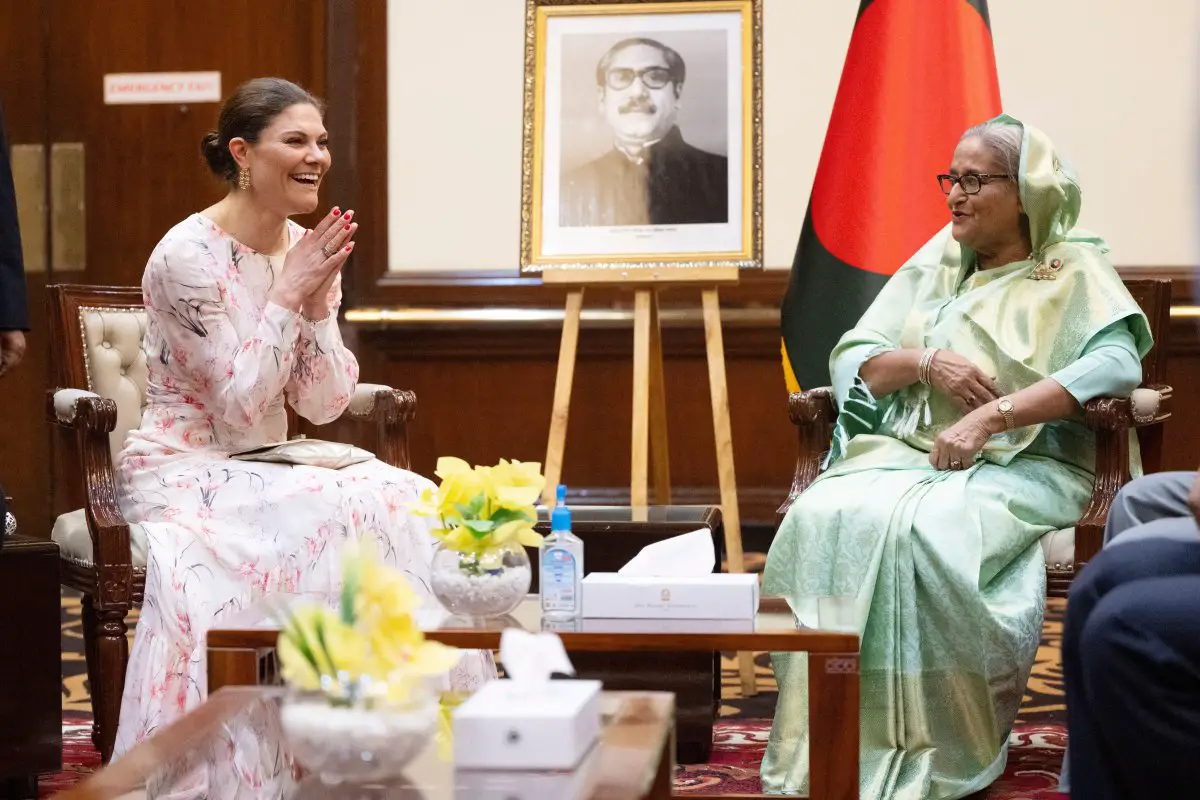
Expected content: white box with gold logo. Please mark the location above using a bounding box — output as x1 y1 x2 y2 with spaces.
452 678 602 770
580 572 759 620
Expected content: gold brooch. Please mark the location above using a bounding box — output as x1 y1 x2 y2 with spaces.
1029 258 1063 281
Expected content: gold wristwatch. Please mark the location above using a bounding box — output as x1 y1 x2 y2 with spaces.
997 397 1015 431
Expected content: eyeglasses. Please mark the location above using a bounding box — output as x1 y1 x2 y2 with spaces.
605 66 673 91
937 173 1013 195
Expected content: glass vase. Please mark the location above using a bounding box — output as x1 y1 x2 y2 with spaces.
280 676 438 785
429 542 531 619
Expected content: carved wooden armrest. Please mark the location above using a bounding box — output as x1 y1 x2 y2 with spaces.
1082 384 1172 431
45 388 134 610
340 383 417 471
777 387 838 523
1074 384 1173 573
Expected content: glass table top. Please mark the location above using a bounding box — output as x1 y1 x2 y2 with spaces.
55 688 674 800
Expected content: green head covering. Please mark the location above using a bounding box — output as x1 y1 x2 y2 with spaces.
965 113 1106 268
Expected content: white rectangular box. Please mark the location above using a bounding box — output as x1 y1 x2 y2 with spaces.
453 679 602 770
581 573 760 620
581 616 754 633
455 747 598 800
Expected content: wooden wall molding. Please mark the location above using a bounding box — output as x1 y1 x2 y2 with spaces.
331 266 1200 527
343 266 1200 352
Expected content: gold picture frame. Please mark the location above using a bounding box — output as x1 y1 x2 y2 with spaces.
519 0 763 274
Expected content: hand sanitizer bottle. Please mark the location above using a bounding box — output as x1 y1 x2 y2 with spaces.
540 484 584 620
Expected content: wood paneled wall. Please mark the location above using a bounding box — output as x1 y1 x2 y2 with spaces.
3 0 1199 542
313 268 1200 527
0 0 329 539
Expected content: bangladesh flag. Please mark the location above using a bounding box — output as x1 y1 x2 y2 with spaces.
781 0 1002 393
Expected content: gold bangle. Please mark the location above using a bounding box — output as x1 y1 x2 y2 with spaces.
918 347 939 386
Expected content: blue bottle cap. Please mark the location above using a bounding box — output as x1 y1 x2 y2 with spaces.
550 484 571 531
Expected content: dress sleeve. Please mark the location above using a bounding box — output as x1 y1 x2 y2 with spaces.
286 273 359 424
1048 318 1143 404
143 234 301 431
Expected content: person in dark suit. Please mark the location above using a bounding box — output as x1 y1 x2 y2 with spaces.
1062 472 1200 798
0 103 27 378
0 101 28 554
559 37 728 228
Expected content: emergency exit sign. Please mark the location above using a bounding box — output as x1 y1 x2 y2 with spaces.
103 72 222 105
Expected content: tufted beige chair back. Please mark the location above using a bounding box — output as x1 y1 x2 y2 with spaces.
47 286 149 477
79 307 149 462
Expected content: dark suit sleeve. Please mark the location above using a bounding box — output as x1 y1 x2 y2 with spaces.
0 104 29 332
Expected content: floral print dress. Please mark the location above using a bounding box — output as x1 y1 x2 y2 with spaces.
112 214 494 761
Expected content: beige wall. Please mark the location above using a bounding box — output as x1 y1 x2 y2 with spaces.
387 0 1199 272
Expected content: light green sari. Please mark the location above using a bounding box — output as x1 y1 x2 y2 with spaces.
761 115 1152 799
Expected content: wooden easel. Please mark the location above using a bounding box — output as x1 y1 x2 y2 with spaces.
540 266 757 696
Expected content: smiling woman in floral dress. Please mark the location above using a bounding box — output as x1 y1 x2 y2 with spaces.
111 78 493 770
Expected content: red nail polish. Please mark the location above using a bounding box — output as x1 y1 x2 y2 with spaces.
344 211 353 220
344 223 351 230
345 243 354 251
333 208 341 216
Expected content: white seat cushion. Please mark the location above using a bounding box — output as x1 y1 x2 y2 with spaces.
1040 526 1074 570
52 508 148 569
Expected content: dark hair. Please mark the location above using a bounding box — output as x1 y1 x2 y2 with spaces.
595 37 686 89
200 77 325 184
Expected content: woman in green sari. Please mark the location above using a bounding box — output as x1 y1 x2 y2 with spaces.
761 115 1152 799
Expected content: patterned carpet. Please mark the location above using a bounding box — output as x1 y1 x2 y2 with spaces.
44 590 1068 797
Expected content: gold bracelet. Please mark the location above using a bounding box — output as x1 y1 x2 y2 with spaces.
918 347 939 386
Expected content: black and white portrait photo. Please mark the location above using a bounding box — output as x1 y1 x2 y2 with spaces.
558 33 729 228
521 0 762 272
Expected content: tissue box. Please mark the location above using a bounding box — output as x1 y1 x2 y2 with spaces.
581 572 760 619
455 749 598 800
453 678 603 770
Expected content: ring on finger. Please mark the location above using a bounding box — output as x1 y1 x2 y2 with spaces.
322 241 336 259
950 459 963 469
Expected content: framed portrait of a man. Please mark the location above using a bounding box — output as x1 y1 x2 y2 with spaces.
520 0 763 273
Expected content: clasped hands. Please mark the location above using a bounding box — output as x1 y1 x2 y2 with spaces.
924 349 999 472
267 206 358 321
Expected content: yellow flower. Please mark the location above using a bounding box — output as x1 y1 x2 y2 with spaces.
366 613 424 670
484 459 545 511
384 640 462 704
491 519 543 549
415 456 547 553
355 550 420 622
276 542 463 704
434 458 487 515
412 485 441 518
435 456 474 480
438 525 482 553
321 614 372 675
277 629 321 690
277 607 371 686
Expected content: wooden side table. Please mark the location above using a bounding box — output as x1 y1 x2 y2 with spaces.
0 534 62 797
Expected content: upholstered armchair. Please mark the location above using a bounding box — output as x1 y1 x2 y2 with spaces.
46 284 419 763
779 278 1174 598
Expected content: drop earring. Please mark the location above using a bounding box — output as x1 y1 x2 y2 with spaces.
238 167 251 190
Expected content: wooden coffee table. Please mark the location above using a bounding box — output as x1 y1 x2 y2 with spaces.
207 595 861 800
51 686 677 799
